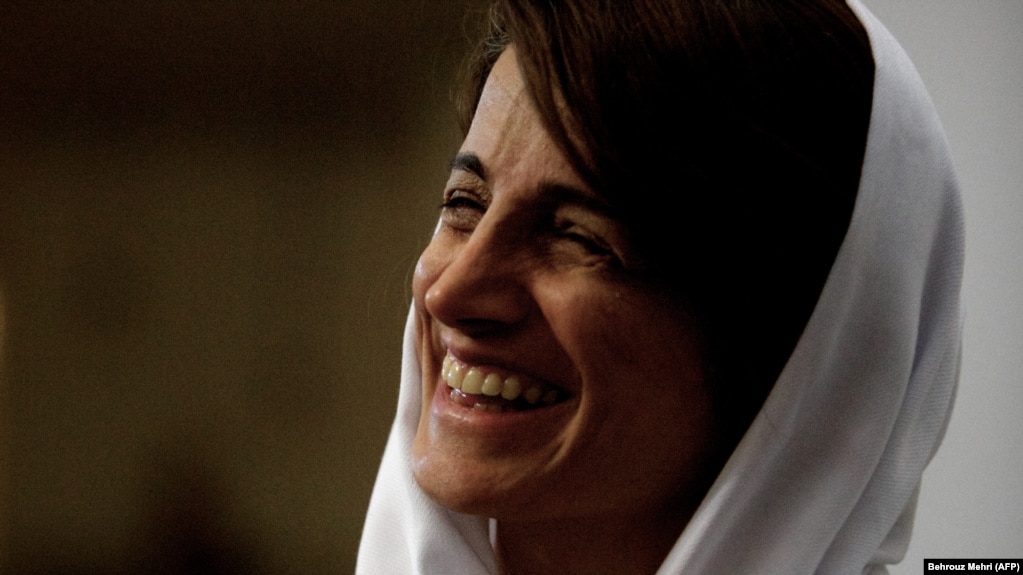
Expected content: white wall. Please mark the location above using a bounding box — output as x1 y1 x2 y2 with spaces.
858 1 1023 570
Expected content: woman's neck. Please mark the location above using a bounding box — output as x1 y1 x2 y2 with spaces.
493 506 690 575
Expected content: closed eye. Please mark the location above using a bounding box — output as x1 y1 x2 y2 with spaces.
551 218 622 268
558 225 611 255
440 194 483 211
440 190 486 232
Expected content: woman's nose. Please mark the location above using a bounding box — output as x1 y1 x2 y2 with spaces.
420 228 532 336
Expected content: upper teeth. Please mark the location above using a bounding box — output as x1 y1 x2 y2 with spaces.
442 353 555 405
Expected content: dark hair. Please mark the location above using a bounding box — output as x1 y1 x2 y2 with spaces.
459 0 874 444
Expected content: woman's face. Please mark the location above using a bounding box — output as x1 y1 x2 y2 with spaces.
411 49 719 524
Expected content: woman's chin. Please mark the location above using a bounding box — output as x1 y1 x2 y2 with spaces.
411 446 532 517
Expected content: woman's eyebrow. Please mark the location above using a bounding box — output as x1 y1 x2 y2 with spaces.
449 152 487 180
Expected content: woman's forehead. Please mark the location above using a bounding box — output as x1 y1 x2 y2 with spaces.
460 48 587 197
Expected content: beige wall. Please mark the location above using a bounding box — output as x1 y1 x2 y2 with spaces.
0 2 483 572
859 1 1023 569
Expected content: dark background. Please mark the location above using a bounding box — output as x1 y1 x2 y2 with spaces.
0 2 484 572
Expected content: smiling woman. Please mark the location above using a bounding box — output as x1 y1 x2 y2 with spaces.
357 1 964 574
412 50 716 573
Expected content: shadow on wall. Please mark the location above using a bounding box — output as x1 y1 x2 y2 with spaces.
0 2 486 572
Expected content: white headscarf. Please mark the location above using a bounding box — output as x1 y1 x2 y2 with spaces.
356 1 964 572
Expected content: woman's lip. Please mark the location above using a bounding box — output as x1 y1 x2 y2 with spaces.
429 379 575 439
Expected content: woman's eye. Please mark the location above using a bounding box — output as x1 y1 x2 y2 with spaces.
440 195 481 211
555 222 615 259
566 232 610 255
439 191 485 231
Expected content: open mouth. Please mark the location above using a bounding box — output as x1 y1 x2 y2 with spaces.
442 352 566 413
